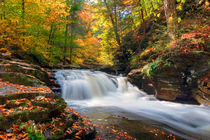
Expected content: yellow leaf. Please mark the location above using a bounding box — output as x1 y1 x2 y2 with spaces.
168 17 173 23
178 17 181 23
75 136 81 139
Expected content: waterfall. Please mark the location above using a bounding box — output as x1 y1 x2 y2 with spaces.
55 70 210 139
55 70 146 100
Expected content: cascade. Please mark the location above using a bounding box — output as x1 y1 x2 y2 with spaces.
55 70 210 139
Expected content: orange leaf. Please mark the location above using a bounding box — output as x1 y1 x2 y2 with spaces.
27 102 32 106
59 123 64 126
6 133 14 137
72 125 78 129
96 136 101 140
15 101 20 106
22 133 28 138
19 106 23 110
6 100 10 104
0 135 5 139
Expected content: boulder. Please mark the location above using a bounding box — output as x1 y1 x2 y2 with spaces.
0 59 50 85
193 72 210 105
128 69 157 95
0 93 67 130
128 54 209 104
0 72 45 86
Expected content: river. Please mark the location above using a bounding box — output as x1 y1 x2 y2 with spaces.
55 70 210 140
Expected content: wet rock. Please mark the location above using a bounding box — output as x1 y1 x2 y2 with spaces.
193 72 210 105
128 69 142 89
128 69 157 95
128 54 209 104
52 64 81 69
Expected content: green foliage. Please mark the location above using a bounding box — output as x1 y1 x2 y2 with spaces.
194 50 204 54
146 60 161 77
130 55 138 69
164 61 172 67
20 123 46 140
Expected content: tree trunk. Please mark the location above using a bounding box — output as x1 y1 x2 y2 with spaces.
63 24 68 65
22 0 25 47
51 26 56 45
0 0 5 20
137 0 146 38
163 0 177 39
68 0 76 64
48 24 53 44
140 8 146 37
22 0 25 27
69 23 73 64
104 0 121 46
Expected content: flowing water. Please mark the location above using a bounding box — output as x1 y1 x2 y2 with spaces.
55 70 210 140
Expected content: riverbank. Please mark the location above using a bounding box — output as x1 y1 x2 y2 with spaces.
116 2 210 105
0 55 139 140
0 55 97 139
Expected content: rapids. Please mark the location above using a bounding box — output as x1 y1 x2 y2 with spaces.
55 70 210 139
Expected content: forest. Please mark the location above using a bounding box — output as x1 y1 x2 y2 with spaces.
0 0 192 66
0 0 209 139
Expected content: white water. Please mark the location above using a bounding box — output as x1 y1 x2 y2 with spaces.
55 70 210 139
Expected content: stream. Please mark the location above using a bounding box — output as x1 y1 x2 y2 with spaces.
55 70 210 140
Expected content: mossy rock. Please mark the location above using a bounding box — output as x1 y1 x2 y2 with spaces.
0 93 58 104
0 60 50 84
0 93 67 130
48 132 65 140
6 99 28 108
6 63 49 83
0 72 45 86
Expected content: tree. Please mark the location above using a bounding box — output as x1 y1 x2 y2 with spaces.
63 0 83 65
0 0 5 20
104 0 121 47
163 0 177 39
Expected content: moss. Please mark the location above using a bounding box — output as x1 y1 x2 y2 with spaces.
0 93 67 130
0 59 50 84
0 114 10 130
0 109 50 130
6 100 28 108
48 132 65 140
0 72 45 86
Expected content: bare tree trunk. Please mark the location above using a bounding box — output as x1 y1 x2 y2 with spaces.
104 0 121 46
163 0 177 39
0 0 5 20
68 0 76 64
139 0 146 38
22 0 25 47
63 21 68 65
51 26 56 45
69 23 73 64
22 0 25 28
48 24 53 44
